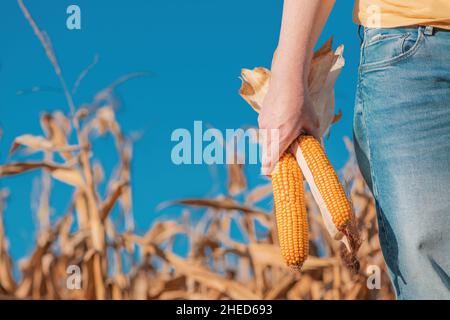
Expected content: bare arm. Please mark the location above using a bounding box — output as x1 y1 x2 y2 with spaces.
259 0 335 175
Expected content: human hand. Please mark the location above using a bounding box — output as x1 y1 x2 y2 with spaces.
258 75 320 175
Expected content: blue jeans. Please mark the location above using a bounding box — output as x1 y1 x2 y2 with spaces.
354 26 450 300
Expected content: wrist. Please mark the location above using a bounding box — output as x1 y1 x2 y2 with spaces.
270 66 308 93
271 57 309 90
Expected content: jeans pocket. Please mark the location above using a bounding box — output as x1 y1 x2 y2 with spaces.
360 27 424 71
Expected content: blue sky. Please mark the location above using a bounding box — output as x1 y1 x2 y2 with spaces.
0 0 360 261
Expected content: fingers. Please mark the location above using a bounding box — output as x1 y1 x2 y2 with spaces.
259 114 281 175
260 117 321 176
260 128 281 176
258 92 322 176
259 123 301 176
303 116 321 140
300 99 321 139
260 142 274 176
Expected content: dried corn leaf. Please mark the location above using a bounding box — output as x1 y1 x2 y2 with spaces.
0 162 83 192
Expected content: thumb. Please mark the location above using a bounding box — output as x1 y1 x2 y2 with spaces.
261 133 292 176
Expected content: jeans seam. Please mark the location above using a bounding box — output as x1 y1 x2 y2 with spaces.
360 27 425 72
357 71 392 253
357 27 393 255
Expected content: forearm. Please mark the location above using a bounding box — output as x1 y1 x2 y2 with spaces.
273 0 335 87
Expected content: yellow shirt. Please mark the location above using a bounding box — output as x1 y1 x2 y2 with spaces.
354 0 450 30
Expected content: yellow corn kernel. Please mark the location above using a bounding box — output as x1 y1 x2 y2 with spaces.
297 135 352 232
271 153 309 270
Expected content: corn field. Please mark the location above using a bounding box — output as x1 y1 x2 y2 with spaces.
0 105 395 299
0 0 394 300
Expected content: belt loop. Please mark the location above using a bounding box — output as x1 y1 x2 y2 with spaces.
424 25 434 36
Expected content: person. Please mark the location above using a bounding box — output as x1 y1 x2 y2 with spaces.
259 0 450 299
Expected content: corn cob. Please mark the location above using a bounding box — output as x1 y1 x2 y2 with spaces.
295 135 360 268
297 135 352 231
271 152 309 270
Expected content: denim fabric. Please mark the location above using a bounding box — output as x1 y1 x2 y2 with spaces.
354 26 450 300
